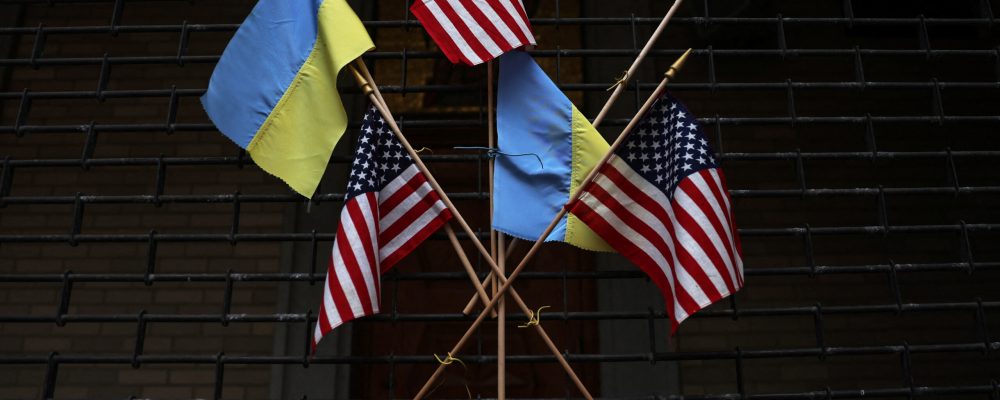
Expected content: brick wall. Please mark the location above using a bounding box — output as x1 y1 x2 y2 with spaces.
2 0 1000 399
0 1 284 398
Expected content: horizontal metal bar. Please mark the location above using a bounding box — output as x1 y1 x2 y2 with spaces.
4 150 999 170
2 300 999 325
4 115 1000 136
2 48 1000 68
1 186 999 207
0 16 996 36
0 261 995 284
2 81 999 101
0 222 996 244
0 341 995 365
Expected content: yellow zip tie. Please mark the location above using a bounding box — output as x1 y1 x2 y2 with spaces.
433 352 465 367
429 352 472 399
518 305 551 328
414 146 433 154
606 70 629 91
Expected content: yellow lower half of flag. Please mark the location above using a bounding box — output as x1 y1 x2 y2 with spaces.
247 0 374 197
565 106 615 252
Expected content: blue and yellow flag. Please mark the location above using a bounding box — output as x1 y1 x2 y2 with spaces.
201 0 374 197
493 51 613 252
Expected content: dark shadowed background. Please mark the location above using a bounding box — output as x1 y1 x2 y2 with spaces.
1 0 999 399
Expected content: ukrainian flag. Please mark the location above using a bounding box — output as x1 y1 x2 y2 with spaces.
201 0 374 197
493 51 613 252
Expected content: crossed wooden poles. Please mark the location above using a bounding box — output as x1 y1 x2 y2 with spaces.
341 2 689 398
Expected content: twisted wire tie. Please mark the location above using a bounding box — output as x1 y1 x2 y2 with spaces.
518 305 551 328
453 146 544 169
606 70 629 91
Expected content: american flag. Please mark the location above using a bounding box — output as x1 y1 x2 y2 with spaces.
568 92 744 332
313 105 452 349
410 0 536 66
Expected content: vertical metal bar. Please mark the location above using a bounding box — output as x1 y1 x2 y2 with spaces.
144 231 157 286
96 54 110 102
229 191 241 245
0 156 13 207
221 269 234 326
42 352 59 400
69 192 84 247
813 303 826 360
55 271 72 327
14 88 31 137
132 310 147 368
175 21 189 66
213 353 225 400
80 122 97 170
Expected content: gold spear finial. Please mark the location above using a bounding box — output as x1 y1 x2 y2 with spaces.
348 64 374 95
663 48 693 82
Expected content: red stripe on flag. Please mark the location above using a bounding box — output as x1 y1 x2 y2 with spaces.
381 208 451 271
680 174 740 290
380 193 439 244
569 196 688 333
572 175 701 319
379 173 429 217
409 1 466 64
504 0 533 34
669 197 731 299
434 0 494 64
683 174 738 271
352 193 380 280
600 162 727 303
484 0 531 45
459 0 508 52
335 214 375 317
363 192 383 295
325 253 355 329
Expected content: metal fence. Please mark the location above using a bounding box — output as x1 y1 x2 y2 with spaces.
1 0 999 399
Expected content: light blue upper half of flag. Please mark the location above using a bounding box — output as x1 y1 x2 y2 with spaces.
493 51 573 243
201 0 322 148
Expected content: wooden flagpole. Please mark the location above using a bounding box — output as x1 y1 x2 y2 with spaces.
592 0 685 127
458 0 685 312
353 62 496 318
348 59 593 400
412 49 693 399
497 231 506 399
462 237 518 314
487 59 507 400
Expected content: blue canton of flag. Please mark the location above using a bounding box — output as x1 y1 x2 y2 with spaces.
619 95 719 198
347 107 414 198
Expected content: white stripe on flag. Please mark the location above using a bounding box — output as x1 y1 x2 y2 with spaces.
313 322 324 345
688 172 741 287
675 184 736 296
578 188 690 322
707 169 744 276
498 0 535 44
423 0 483 65
380 198 447 260
331 231 366 318
445 0 502 56
469 0 522 47
590 167 680 294
322 271 343 329
607 158 714 308
381 165 420 202
345 194 380 313
380 180 434 231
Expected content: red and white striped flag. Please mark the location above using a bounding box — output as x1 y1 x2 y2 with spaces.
568 92 744 333
313 105 452 350
410 0 536 66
